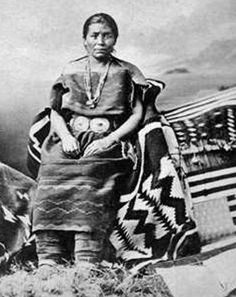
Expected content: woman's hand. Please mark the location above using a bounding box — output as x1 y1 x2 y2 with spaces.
61 134 80 157
83 136 116 157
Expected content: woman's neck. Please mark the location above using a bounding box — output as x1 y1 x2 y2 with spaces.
88 55 111 72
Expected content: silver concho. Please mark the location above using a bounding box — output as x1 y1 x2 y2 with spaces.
90 118 110 133
70 116 110 133
70 116 89 132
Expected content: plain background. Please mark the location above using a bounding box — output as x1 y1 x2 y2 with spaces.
0 0 235 175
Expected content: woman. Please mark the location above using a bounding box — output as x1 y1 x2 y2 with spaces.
32 13 148 270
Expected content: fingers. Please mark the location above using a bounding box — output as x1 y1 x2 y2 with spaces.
83 141 101 157
62 136 80 157
63 137 113 158
83 139 107 157
65 147 80 155
63 147 80 158
83 137 116 156
63 142 78 153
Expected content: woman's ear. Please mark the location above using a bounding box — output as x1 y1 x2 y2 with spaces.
83 38 88 49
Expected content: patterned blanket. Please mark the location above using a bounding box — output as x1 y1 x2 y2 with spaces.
0 162 36 267
0 80 200 267
111 119 200 262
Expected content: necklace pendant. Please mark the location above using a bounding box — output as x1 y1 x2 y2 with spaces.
86 100 95 108
86 99 93 106
89 103 95 109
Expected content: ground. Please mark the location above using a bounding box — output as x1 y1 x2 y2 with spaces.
1 238 236 297
0 262 173 297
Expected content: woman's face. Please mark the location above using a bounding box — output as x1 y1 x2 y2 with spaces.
84 23 116 60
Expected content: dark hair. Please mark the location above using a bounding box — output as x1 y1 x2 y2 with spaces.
83 13 119 41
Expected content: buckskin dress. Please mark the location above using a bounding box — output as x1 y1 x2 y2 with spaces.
32 56 147 252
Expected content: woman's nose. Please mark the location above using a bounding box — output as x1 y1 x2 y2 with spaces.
97 34 105 44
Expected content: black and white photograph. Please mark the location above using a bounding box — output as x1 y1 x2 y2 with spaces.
0 1 236 296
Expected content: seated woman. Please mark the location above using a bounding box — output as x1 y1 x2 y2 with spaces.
32 13 148 270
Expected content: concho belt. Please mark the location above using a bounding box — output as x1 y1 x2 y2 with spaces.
69 116 111 133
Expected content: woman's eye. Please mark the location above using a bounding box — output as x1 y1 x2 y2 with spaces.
90 33 98 38
105 34 113 39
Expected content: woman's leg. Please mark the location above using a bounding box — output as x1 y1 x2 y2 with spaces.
35 230 74 267
74 231 103 264
74 230 117 264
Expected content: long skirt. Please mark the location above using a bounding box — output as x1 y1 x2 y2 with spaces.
32 130 133 239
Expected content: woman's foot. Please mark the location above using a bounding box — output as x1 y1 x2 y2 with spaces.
37 260 59 280
74 260 97 279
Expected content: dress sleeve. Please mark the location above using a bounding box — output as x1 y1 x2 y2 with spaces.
49 75 69 112
123 61 148 109
128 64 148 87
128 80 144 110
116 58 148 87
127 68 147 111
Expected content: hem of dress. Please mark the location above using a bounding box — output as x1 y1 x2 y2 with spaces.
33 225 95 233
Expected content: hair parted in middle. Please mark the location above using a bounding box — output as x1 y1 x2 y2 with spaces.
82 13 119 41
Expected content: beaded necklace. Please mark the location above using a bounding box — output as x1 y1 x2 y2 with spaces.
84 57 111 109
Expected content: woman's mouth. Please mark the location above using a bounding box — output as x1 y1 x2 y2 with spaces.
94 49 106 52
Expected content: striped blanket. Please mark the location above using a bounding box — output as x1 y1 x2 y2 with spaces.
165 87 236 233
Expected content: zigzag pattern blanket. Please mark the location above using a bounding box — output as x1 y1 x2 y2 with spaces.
111 119 200 262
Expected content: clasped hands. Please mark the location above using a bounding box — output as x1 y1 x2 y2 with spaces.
61 133 117 157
